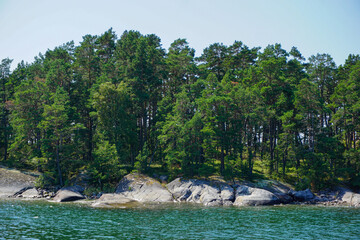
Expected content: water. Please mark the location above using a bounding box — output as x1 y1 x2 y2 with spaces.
1 200 359 239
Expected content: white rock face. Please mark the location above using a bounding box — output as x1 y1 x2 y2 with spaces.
342 191 360 207
115 174 173 202
166 178 235 206
21 188 40 198
0 167 36 198
233 185 279 206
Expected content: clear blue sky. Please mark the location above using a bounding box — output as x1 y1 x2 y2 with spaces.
1 0 359 69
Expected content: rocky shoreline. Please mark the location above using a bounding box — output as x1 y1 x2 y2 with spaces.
90 173 359 208
1 167 359 208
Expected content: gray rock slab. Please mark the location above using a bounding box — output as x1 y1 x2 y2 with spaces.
21 188 40 198
342 191 360 207
116 173 173 202
53 188 85 202
289 189 315 201
0 167 36 198
92 193 135 208
234 185 279 206
167 178 235 206
259 180 293 204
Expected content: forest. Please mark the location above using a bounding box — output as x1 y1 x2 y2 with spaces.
0 29 359 191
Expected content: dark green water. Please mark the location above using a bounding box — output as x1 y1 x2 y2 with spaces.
1 200 359 239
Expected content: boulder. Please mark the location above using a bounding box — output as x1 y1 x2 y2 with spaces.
92 193 135 208
166 178 235 206
273 192 293 204
341 191 360 207
115 173 173 202
53 186 85 202
258 180 293 204
167 178 192 200
0 166 36 198
220 184 235 206
21 188 40 198
316 189 340 202
233 185 279 206
289 189 315 202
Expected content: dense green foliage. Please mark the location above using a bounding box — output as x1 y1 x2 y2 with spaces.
1 29 359 190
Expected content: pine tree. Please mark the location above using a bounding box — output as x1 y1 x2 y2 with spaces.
0 58 13 162
39 87 74 186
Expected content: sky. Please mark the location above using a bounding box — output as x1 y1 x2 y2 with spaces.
0 0 359 70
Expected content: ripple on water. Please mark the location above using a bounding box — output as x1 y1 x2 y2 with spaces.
0 200 359 239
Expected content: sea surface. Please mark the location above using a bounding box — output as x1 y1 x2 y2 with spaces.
0 199 359 239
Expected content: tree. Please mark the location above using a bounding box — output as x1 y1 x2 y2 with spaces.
73 34 101 163
44 42 74 94
308 53 337 129
92 82 136 163
95 28 117 84
294 78 328 188
225 41 259 79
115 31 166 160
3 29 360 191
198 43 229 80
39 87 74 186
0 58 13 162
199 73 233 175
257 44 289 175
158 76 208 176
9 78 47 167
331 58 360 186
165 38 197 101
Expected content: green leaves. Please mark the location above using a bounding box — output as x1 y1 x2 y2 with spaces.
0 58 13 163
40 88 70 132
2 29 360 191
92 82 135 163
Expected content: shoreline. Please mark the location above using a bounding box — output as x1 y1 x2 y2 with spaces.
1 166 359 208
1 197 359 210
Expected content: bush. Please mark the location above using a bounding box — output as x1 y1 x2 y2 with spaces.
295 177 311 191
134 143 151 173
35 172 56 189
197 163 216 177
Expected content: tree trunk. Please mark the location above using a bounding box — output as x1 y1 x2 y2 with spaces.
56 140 63 187
220 148 225 175
87 116 93 162
220 121 226 175
2 113 8 162
1 79 7 162
269 119 275 175
282 147 287 177
248 147 253 179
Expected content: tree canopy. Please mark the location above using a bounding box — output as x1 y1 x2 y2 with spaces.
1 29 359 191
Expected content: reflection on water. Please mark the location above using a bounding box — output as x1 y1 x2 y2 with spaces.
1 200 359 239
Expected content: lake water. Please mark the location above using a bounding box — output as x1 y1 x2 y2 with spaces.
1 200 359 239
